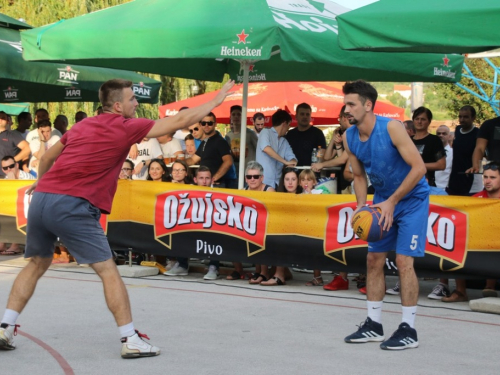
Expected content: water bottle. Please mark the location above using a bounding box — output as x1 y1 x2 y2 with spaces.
317 146 324 162
311 148 318 164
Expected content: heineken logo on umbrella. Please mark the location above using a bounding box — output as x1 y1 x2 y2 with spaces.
433 54 456 79
236 63 267 83
3 86 19 102
57 66 80 85
221 28 263 57
132 82 152 99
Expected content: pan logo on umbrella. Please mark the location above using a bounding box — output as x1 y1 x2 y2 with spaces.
63 86 82 100
57 66 80 85
132 82 153 99
220 29 262 58
267 0 348 33
3 86 18 101
433 55 457 80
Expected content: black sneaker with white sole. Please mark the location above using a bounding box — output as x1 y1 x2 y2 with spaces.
344 317 385 343
380 322 419 350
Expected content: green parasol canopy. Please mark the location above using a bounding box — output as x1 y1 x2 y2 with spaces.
337 0 500 54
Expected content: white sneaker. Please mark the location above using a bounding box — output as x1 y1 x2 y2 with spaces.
427 283 450 299
204 265 219 280
163 262 188 276
0 324 18 350
121 331 160 358
165 260 177 271
386 281 400 295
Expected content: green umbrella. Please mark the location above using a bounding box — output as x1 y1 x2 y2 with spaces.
337 0 500 54
0 17 160 103
0 102 29 116
19 0 464 187
0 13 31 30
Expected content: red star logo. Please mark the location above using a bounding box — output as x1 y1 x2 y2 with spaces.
249 65 255 72
236 29 249 44
442 55 450 67
66 66 71 71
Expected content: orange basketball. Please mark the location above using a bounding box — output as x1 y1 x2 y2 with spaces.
352 206 387 242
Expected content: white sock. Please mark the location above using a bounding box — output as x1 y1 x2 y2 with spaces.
367 301 383 323
118 322 135 338
1 309 20 326
402 306 417 328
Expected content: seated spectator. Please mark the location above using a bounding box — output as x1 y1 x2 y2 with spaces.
259 167 301 286
0 156 35 255
28 120 61 176
119 159 134 180
146 159 171 182
131 138 163 180
170 160 193 184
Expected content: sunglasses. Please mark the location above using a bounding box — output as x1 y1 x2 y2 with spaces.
200 121 215 126
484 164 499 171
245 174 261 179
2 163 15 171
189 127 199 133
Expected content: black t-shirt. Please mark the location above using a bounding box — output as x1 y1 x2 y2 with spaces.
477 116 500 161
285 126 326 166
447 126 479 195
412 133 445 187
195 133 231 178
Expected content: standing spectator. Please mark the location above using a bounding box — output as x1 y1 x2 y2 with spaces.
256 109 297 188
15 112 32 138
53 115 69 135
75 111 87 123
412 107 445 187
131 138 163 180
434 125 453 192
467 113 500 173
186 112 234 188
0 156 35 255
442 161 500 302
252 112 265 136
285 103 326 166
225 105 258 176
0 111 30 178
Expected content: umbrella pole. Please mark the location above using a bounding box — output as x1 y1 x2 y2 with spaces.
237 61 250 189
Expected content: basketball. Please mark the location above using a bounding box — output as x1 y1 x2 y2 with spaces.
352 206 387 242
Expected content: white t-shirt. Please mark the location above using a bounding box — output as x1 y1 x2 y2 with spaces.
26 128 62 146
28 134 61 171
159 137 183 157
131 138 163 180
435 144 453 189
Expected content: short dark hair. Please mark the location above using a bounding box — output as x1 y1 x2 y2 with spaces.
460 105 476 118
342 80 378 108
35 108 49 116
202 112 216 123
146 159 171 182
99 79 133 111
339 105 346 117
272 109 292 127
230 105 242 113
37 119 52 129
195 165 212 177
253 112 265 122
412 106 433 122
1 155 15 163
403 120 415 132
17 112 31 123
124 159 135 169
296 103 312 113
185 134 195 141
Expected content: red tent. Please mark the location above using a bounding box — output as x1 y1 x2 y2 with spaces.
159 81 405 126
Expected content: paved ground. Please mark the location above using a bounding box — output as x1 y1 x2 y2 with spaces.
0 255 498 375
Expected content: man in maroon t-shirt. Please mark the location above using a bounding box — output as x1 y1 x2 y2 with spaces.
0 79 234 357
442 160 500 302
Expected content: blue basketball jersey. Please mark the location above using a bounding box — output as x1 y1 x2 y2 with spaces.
346 116 429 201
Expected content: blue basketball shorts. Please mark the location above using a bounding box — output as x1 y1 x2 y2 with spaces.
368 194 429 257
25 192 113 264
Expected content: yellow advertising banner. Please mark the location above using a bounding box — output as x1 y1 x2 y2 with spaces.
1 180 499 277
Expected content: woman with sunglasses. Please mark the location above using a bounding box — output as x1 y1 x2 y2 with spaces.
146 159 171 182
170 159 193 184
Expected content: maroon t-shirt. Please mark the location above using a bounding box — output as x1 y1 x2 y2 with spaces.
36 113 155 214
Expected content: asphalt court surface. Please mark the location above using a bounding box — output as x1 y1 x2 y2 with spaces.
0 256 498 375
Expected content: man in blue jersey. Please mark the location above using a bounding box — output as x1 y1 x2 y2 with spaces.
342 80 429 351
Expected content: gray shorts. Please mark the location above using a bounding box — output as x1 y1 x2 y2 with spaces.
25 192 113 264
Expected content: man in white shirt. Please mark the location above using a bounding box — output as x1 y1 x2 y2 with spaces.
435 125 453 191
